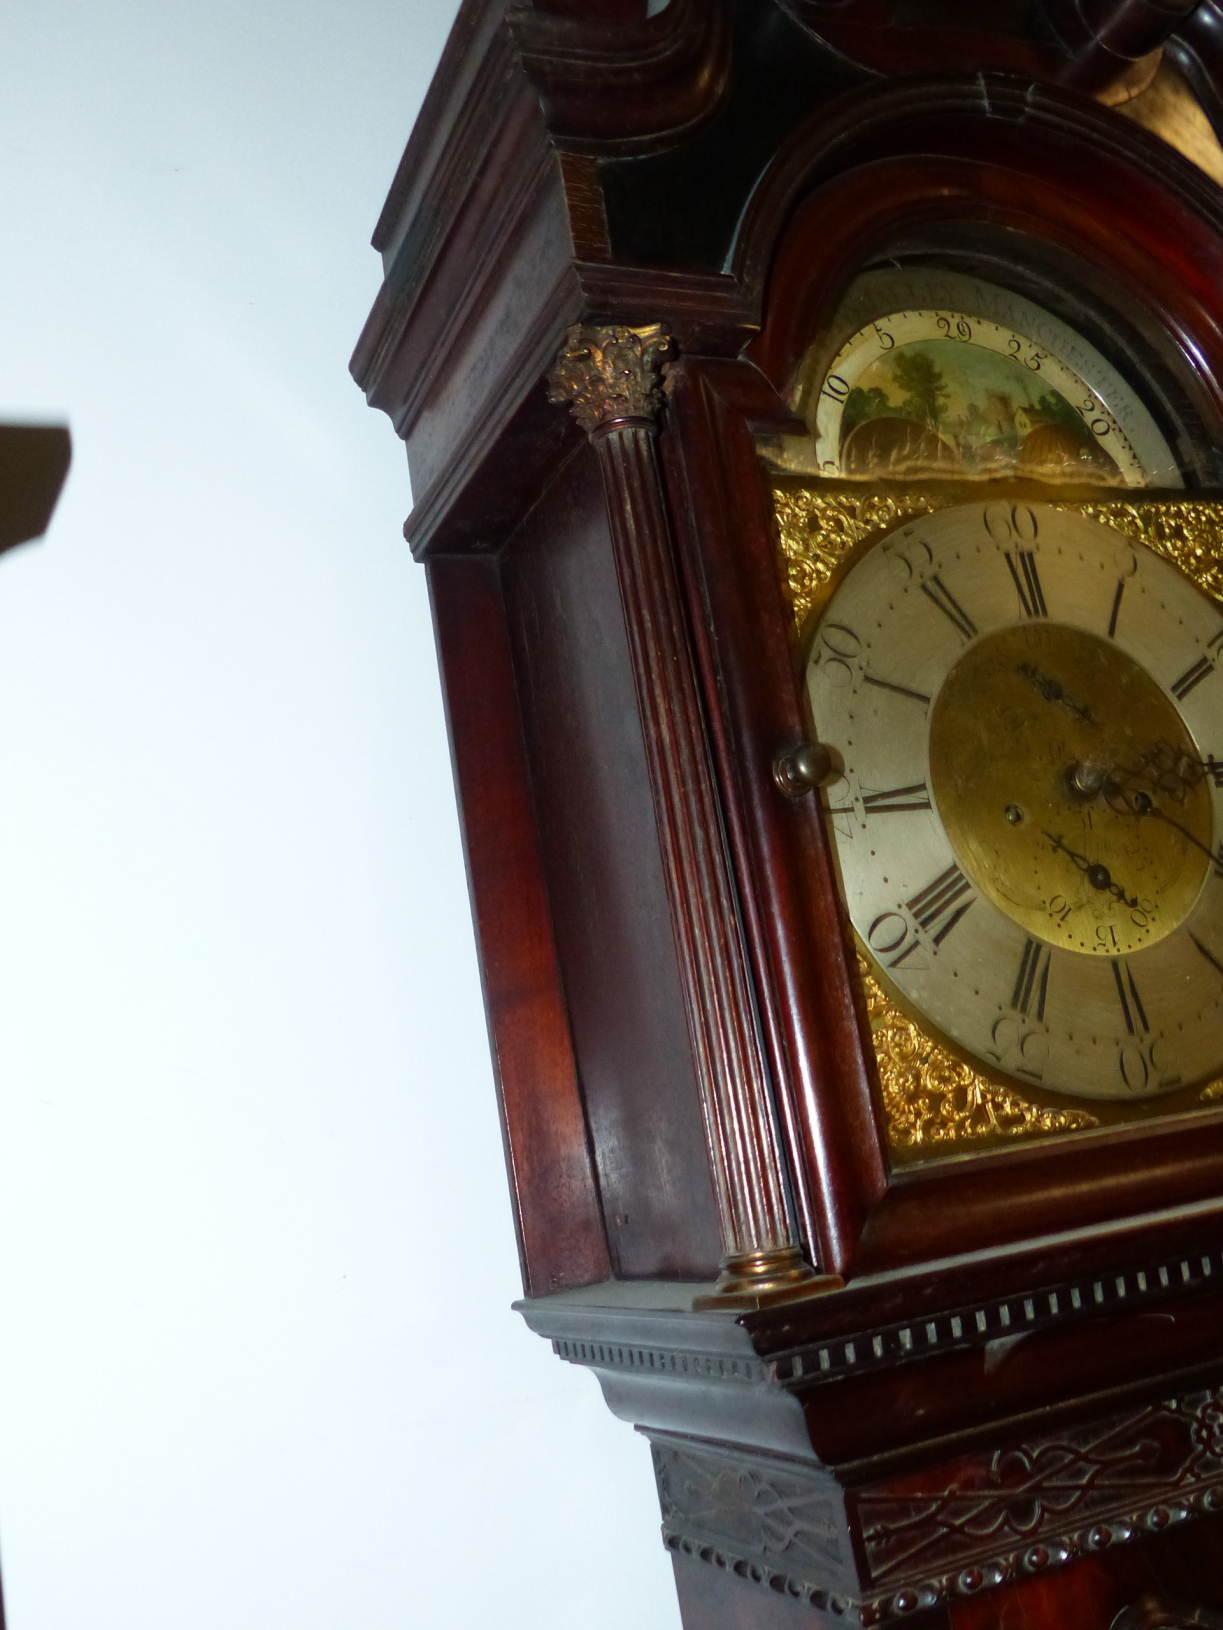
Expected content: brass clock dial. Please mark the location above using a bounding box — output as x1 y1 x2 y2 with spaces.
789 268 1182 488
807 502 1223 1103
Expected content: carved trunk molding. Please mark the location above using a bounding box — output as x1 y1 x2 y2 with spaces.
653 1435 857 1607
856 1388 1223 1598
649 1385 1223 1624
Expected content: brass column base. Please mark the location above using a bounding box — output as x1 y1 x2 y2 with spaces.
691 1247 844 1311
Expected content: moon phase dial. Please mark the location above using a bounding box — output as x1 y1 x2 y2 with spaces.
787 268 1182 488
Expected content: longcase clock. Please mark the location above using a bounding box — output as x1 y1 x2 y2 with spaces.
353 2 1223 1624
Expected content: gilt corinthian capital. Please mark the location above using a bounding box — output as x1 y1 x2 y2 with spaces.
547 324 671 435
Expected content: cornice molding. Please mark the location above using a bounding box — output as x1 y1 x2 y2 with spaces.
731 71 1223 312
773 0 1207 91
542 1238 1223 1399
370 0 514 265
354 10 1223 558
507 0 733 156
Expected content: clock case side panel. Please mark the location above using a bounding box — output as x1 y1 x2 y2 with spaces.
662 106 1223 1282
428 551 612 1296
499 440 725 1283
422 434 731 1297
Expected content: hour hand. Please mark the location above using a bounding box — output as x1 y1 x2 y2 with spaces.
1017 661 1097 726
1042 830 1140 909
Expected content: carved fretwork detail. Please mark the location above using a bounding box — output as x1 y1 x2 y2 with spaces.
769 488 1223 642
547 324 670 435
649 1387 1223 1624
858 1386 1223 1589
653 1438 852 1591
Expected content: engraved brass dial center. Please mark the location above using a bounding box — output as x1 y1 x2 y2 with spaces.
929 623 1212 956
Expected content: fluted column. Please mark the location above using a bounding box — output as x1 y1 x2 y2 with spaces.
548 325 827 1307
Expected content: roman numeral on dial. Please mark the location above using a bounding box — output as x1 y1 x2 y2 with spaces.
1107 578 1125 639
906 863 975 947
921 576 977 641
872 863 977 971
1171 628 1223 700
863 673 931 706
1111 958 1150 1037
1191 932 1223 980
862 782 932 815
1172 657 1213 701
1005 551 1048 619
1011 938 1051 1020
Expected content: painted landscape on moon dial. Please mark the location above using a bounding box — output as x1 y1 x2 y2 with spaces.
840 339 1121 482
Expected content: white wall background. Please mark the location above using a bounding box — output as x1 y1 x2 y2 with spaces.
0 5 680 1626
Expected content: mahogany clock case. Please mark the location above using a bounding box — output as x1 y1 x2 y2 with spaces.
352 10 1223 1627
355 11 1223 1301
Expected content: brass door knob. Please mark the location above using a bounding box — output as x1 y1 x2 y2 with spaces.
774 741 834 797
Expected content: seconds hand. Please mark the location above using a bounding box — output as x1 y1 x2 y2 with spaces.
1117 788 1223 876
1042 830 1141 909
